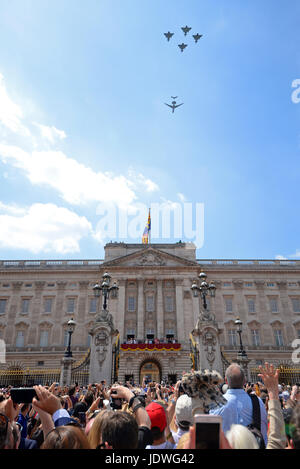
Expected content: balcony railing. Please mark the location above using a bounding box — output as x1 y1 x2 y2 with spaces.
121 342 181 351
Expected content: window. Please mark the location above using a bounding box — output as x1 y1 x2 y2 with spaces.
274 329 284 347
223 282 232 287
267 283 275 287
37 361 44 366
269 298 278 313
228 329 237 346
16 331 24 348
146 296 154 312
25 284 32 288
128 296 136 312
225 298 233 313
40 331 48 347
44 298 53 313
47 283 55 287
87 334 92 347
165 296 174 312
288 282 297 287
245 282 253 287
67 298 75 313
0 299 7 315
247 298 256 313
21 299 30 314
90 298 97 313
291 298 300 313
251 329 260 346
2 284 10 288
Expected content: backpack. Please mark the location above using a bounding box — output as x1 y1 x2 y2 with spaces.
247 394 266 449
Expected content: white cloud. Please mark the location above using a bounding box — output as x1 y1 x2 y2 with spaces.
0 202 92 254
127 169 159 193
0 73 31 137
0 144 137 209
33 122 67 144
177 192 187 202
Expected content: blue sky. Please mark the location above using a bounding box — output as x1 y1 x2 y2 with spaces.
0 0 299 260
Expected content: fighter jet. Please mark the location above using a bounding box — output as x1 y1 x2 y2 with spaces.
164 98 184 113
164 31 174 41
193 33 203 43
178 43 188 52
181 25 192 36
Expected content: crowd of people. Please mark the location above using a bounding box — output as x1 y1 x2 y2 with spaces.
0 362 299 450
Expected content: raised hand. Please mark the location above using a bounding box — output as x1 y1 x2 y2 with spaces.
258 363 280 400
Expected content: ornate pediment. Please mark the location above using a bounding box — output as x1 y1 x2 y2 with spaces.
102 247 198 269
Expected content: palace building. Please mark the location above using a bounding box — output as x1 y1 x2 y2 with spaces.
0 242 300 385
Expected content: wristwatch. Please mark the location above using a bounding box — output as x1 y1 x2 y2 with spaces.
128 396 140 409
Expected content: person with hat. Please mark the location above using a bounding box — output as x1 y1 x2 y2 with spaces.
171 394 193 445
145 402 175 449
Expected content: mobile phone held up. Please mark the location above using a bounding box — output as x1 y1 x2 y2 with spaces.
10 388 38 404
194 414 222 449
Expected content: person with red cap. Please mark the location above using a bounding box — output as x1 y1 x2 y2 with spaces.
145 402 175 449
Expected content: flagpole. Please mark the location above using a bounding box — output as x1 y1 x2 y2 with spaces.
149 208 151 245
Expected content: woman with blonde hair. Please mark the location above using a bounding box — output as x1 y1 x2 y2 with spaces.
87 410 114 449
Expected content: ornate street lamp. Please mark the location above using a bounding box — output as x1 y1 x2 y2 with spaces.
65 318 76 357
93 272 119 312
234 317 248 359
191 271 216 311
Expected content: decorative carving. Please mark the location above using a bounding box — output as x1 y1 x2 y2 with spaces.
12 282 23 290
136 253 166 266
203 331 217 367
79 281 89 290
254 281 265 290
95 330 109 364
232 280 244 289
96 309 114 330
57 281 67 290
34 281 46 290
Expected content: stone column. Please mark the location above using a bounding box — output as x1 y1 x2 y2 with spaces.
88 312 118 385
28 282 46 345
175 279 185 344
233 280 248 345
276 281 293 344
54 282 67 345
157 279 164 340
5 282 23 345
116 279 126 343
77 281 89 345
137 279 144 341
60 356 75 386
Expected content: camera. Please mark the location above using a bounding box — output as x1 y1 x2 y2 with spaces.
10 388 38 404
194 414 222 449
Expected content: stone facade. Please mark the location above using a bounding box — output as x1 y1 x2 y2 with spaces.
0 242 300 384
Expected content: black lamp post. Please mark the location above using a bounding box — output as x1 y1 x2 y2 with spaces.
93 272 118 313
191 271 216 310
234 318 248 359
65 318 76 357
